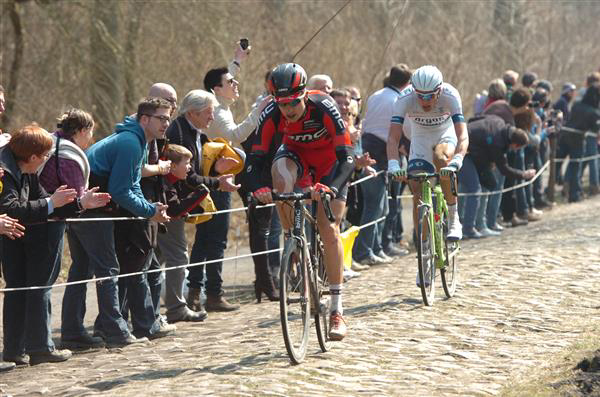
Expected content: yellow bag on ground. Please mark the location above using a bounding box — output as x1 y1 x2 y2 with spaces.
201 137 245 176
341 226 360 270
185 194 216 224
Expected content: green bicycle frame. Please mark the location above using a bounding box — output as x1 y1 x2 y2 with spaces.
417 174 448 269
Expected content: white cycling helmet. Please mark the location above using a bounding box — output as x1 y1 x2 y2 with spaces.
411 65 443 92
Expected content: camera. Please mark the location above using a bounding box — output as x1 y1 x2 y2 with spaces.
240 38 249 50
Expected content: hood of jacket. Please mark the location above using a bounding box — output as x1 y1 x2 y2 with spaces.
0 145 22 189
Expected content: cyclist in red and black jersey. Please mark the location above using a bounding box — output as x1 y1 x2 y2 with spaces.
246 63 355 340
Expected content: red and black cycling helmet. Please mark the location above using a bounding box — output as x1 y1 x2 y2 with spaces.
267 63 307 104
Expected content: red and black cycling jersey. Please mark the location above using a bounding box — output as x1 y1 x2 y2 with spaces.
245 91 355 194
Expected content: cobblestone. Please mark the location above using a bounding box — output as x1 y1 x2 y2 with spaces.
1 197 599 396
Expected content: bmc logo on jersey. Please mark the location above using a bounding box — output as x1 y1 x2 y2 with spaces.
288 127 327 143
321 98 346 130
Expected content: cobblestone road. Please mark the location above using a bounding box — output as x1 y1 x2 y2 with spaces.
1 197 599 396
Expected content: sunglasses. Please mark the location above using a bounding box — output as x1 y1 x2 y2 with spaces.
416 91 437 101
278 98 302 107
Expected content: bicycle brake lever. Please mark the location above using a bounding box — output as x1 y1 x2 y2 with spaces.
320 191 335 223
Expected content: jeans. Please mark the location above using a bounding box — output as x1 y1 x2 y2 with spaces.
267 211 282 275
582 135 599 189
2 222 65 356
117 251 159 337
61 220 129 340
565 136 586 202
147 251 162 319
352 167 387 261
382 179 402 249
157 218 189 315
486 168 505 228
457 156 481 232
502 149 528 220
188 190 229 297
392 182 406 243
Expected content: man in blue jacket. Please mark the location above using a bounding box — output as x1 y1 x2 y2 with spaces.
61 98 171 348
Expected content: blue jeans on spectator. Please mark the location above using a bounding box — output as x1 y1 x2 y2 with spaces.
383 179 402 250
188 190 229 297
268 211 282 275
353 168 387 261
2 222 65 356
393 182 407 243
582 135 599 189
61 220 130 341
486 168 505 229
565 136 585 202
458 156 481 232
147 251 162 319
117 252 160 337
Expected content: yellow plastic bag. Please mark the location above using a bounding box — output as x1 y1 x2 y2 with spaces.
185 194 216 224
202 137 245 176
340 226 360 270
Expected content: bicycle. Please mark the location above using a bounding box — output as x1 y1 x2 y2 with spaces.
408 172 460 306
249 191 336 364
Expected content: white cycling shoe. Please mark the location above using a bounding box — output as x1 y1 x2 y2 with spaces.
447 217 463 241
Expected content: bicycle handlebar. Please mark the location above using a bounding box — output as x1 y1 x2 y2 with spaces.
248 191 336 223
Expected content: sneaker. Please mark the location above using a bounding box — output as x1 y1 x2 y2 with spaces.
477 227 501 237
358 255 386 266
105 334 149 348
463 228 482 239
489 222 504 232
145 319 176 340
166 306 207 323
375 252 393 263
328 311 347 341
351 260 369 271
0 361 15 372
2 353 29 366
29 349 72 365
534 198 551 209
61 333 105 350
343 268 361 282
447 217 463 241
206 295 240 312
511 215 528 227
527 209 542 222
384 244 410 257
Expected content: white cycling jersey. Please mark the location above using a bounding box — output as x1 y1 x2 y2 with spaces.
390 83 464 132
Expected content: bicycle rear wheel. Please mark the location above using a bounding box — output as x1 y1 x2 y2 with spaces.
417 205 436 306
313 241 332 352
279 238 310 364
440 209 458 298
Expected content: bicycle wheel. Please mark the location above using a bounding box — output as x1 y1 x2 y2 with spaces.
440 208 458 298
417 205 436 306
313 241 332 352
279 238 310 364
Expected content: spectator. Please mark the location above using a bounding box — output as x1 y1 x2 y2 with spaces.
473 89 488 116
522 71 538 89
553 83 576 185
1 124 108 365
354 64 411 266
483 87 532 227
193 44 266 312
459 115 535 238
345 86 363 127
564 85 600 201
307 74 333 94
36 109 108 350
163 89 240 317
502 70 519 100
536 79 554 93
484 78 507 109
0 84 24 373
63 98 171 348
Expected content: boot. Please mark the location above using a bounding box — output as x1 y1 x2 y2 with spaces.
186 287 204 313
205 295 240 312
254 253 279 303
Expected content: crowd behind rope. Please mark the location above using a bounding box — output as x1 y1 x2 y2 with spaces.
0 40 599 371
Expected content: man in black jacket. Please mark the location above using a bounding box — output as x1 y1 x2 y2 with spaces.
160 89 239 321
459 115 534 238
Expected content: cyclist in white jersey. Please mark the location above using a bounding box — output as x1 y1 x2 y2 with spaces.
386 65 469 244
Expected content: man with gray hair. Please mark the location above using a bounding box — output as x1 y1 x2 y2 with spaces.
307 74 333 94
160 89 239 322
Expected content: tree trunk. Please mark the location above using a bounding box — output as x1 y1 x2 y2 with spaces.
90 0 123 136
1 0 25 129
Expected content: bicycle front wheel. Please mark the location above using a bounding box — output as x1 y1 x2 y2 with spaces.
313 241 332 353
441 209 458 298
279 238 310 364
417 205 436 306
